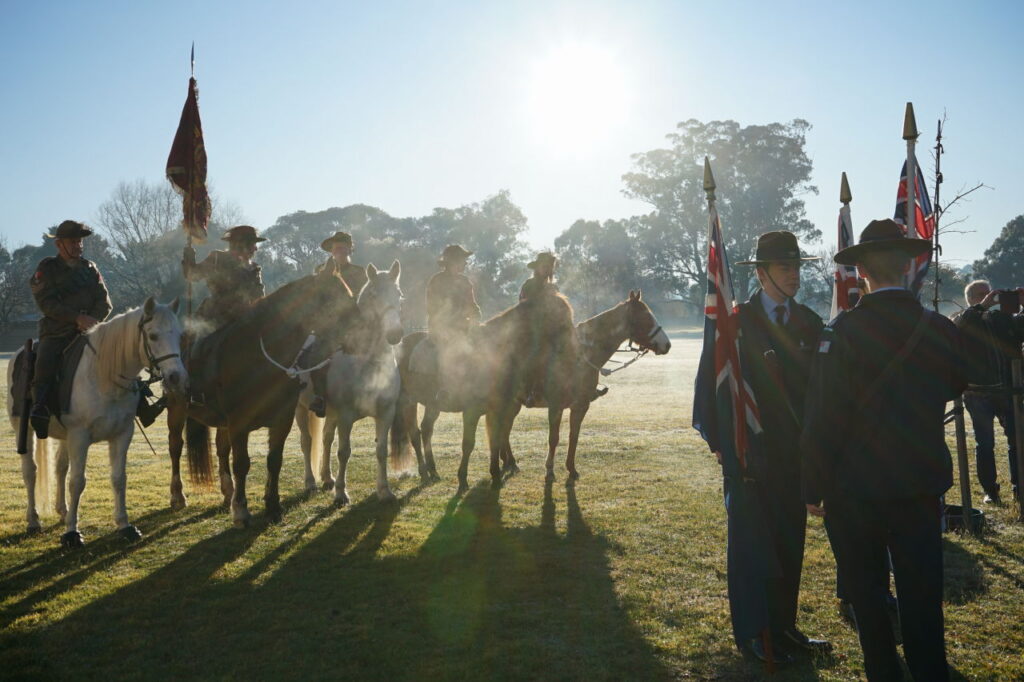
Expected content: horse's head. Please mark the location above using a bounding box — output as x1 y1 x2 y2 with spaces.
140 296 188 394
625 290 671 355
360 261 404 346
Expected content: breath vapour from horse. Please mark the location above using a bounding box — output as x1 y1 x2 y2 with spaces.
6 298 187 548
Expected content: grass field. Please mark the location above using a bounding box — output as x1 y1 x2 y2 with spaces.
1 337 1023 681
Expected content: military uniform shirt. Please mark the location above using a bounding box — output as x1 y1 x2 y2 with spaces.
186 250 265 327
426 270 481 335
30 257 112 338
519 277 559 301
316 258 368 296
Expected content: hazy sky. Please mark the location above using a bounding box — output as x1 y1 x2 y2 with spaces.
2 1 1021 271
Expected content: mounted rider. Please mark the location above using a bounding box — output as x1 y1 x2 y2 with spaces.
307 231 368 417
519 251 559 301
519 251 565 406
422 244 481 405
28 220 112 437
182 224 266 333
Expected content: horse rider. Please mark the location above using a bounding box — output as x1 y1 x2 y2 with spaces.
28 220 112 438
182 224 266 333
519 251 563 406
519 251 559 301
307 231 368 417
426 244 481 404
727 230 830 664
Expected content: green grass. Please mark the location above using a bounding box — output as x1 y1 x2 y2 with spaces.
1 339 1022 680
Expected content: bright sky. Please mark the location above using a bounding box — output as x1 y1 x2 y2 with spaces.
2 1 1021 271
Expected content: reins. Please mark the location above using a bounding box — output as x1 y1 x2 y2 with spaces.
578 319 660 377
260 333 329 379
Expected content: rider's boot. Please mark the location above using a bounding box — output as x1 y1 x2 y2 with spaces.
136 385 166 427
590 385 609 402
29 381 53 439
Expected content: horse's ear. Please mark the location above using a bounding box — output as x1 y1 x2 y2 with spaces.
628 290 637 301
389 259 400 281
169 297 180 314
366 263 378 282
636 288 642 301
143 296 155 317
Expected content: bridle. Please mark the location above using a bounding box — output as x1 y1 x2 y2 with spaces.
578 302 661 377
138 312 181 381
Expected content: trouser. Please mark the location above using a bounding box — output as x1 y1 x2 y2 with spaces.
722 466 806 647
964 392 1019 496
32 333 76 404
826 494 947 681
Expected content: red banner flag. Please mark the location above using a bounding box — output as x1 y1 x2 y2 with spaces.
166 77 211 242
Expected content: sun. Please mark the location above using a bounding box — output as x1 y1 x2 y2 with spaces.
523 42 630 157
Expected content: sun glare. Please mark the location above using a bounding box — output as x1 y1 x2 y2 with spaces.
524 42 630 157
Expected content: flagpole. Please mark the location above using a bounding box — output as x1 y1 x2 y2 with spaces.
185 44 195 325
903 103 920 293
932 119 943 312
831 172 854 320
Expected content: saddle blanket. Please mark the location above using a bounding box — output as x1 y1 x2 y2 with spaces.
9 336 89 418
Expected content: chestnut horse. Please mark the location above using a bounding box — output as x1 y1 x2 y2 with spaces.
172 272 359 526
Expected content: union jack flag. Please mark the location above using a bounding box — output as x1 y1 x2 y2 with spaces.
693 199 762 474
830 202 860 320
894 156 935 294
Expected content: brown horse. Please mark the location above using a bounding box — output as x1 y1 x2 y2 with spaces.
393 293 577 492
168 272 359 526
504 290 671 481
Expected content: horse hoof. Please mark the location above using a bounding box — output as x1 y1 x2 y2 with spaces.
503 462 520 475
266 510 282 524
321 480 335 493
378 490 396 503
567 471 580 483
233 517 251 529
170 496 187 511
333 493 350 508
26 523 42 535
490 477 502 490
119 525 143 542
60 531 85 549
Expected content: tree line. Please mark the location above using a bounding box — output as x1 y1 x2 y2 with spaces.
2 118 1019 337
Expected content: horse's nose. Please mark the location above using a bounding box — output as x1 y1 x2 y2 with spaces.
660 339 672 355
386 329 403 345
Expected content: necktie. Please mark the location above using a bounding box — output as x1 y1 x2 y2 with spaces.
774 305 786 327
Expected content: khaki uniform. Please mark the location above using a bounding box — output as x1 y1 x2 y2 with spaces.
185 250 265 329
426 270 480 337
316 258 368 297
519 276 559 301
29 256 112 393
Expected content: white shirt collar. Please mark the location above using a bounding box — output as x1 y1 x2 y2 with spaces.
759 289 790 321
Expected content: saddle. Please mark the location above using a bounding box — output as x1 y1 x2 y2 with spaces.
10 336 90 419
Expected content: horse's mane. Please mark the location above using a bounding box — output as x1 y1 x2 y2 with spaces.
485 292 575 328
88 307 145 392
246 273 352 327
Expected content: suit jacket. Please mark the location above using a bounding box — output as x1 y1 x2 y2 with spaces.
800 289 967 502
737 290 824 477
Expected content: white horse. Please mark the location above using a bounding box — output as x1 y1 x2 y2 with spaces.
6 298 188 547
295 261 413 505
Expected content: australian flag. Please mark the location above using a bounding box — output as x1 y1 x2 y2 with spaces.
830 202 860 320
894 155 935 295
692 198 762 477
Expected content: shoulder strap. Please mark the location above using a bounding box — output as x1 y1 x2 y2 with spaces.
857 309 933 411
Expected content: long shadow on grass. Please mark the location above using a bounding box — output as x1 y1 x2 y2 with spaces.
11 480 674 681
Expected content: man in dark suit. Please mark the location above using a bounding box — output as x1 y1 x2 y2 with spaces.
723 231 830 663
801 219 967 681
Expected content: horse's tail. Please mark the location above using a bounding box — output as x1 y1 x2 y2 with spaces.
308 409 324 479
185 417 212 484
34 435 51 514
389 396 414 473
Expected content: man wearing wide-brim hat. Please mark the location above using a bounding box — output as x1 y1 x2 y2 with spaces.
303 231 370 417
801 219 966 681
27 220 113 437
724 230 830 663
520 251 559 302
182 224 266 332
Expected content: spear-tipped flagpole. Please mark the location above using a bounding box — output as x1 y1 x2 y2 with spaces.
704 155 716 206
831 173 858 319
932 119 944 312
190 42 195 78
903 103 919 290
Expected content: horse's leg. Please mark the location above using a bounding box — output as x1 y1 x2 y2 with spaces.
456 410 480 495
566 403 590 482
229 428 252 527
55 441 69 523
108 427 141 541
295 401 316 494
20 446 41 533
321 411 338 491
421 405 441 482
216 427 233 507
61 430 90 548
264 416 291 523
485 408 510 489
333 412 354 506
374 411 396 502
405 401 428 482
545 406 563 479
502 404 521 474
167 398 187 510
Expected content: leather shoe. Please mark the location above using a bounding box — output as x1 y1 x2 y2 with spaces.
780 628 833 654
740 637 794 664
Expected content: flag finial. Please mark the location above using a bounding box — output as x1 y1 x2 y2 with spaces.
703 156 716 200
190 42 195 77
903 102 919 141
840 172 852 203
